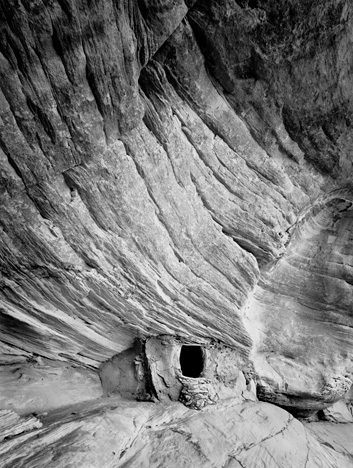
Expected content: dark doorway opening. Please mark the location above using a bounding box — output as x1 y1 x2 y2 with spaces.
180 345 204 378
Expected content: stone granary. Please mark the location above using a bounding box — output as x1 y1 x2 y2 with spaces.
100 336 256 409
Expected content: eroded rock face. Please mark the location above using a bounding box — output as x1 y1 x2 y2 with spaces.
1 0 353 463
246 196 353 414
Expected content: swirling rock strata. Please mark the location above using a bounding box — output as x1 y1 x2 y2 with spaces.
1 0 353 464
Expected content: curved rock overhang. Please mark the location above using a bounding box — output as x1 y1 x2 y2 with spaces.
0 0 353 419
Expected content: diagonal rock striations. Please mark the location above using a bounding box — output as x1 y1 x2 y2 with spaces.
1 0 353 466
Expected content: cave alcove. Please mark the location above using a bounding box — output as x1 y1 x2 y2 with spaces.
179 345 204 378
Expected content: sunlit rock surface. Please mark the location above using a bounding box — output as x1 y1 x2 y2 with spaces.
1 398 353 468
1 0 353 466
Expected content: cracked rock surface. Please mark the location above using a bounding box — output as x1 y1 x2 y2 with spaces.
1 398 352 468
1 0 353 465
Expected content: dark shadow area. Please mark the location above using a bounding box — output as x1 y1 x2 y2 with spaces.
180 345 204 378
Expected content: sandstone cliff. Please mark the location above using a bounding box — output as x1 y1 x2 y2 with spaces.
1 0 353 466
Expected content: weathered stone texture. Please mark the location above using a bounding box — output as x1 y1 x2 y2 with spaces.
1 0 353 465
1 398 353 468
